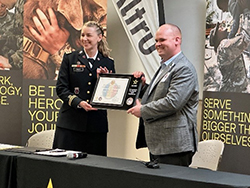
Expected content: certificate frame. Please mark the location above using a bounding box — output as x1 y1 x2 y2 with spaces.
90 73 142 110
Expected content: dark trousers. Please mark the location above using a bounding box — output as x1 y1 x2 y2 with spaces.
53 127 107 156
150 151 194 167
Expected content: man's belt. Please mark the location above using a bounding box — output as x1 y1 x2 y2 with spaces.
23 36 49 63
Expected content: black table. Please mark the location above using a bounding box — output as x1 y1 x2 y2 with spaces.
1 150 250 188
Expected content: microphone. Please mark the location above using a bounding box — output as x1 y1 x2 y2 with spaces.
67 151 87 159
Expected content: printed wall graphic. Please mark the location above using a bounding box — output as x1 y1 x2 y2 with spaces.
23 0 107 80
0 0 108 145
111 0 160 79
21 80 61 144
0 0 23 145
0 71 22 144
202 0 250 175
204 0 250 93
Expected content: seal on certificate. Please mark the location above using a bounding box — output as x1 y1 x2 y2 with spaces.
126 97 134 106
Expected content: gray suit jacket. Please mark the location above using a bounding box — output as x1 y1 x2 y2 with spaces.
137 52 199 155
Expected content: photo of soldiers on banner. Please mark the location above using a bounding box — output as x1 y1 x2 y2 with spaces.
0 0 23 70
23 0 107 80
204 0 250 93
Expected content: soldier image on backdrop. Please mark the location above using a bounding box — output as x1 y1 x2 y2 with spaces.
228 0 250 39
0 2 15 69
23 0 107 80
0 0 23 70
208 0 250 92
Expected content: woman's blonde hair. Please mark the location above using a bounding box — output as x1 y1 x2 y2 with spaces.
83 21 111 57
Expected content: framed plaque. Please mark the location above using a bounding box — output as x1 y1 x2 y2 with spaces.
90 74 142 110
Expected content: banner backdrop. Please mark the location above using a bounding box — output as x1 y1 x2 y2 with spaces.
0 0 23 145
202 0 250 175
0 70 22 145
111 0 161 79
0 0 108 145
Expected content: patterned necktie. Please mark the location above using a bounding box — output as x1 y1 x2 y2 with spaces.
148 63 166 94
160 63 166 70
87 58 94 68
155 63 166 81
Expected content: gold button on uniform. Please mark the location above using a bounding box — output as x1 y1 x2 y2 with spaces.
87 91 90 94
89 73 92 76
88 82 91 85
86 99 89 103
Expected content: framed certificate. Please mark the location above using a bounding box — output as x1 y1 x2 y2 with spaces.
90 74 142 110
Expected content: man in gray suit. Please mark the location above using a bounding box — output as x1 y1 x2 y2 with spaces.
127 23 199 166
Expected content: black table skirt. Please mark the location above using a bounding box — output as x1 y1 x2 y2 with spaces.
1 150 250 188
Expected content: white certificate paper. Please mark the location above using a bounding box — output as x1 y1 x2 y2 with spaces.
92 77 129 106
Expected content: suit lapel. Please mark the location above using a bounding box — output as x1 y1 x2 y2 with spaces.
142 52 184 103
152 53 184 91
147 61 175 96
155 62 175 85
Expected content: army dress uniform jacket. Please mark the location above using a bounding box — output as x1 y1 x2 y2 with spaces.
56 50 115 133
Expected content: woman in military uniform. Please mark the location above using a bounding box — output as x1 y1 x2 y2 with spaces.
53 21 115 156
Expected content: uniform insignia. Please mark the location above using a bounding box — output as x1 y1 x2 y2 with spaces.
72 64 85 68
68 95 77 106
97 57 100 61
74 87 80 94
72 63 85 72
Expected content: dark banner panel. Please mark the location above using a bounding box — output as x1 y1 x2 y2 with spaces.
0 0 108 145
21 79 62 144
0 70 22 144
0 0 23 145
201 91 250 175
203 0 250 175
21 0 108 144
